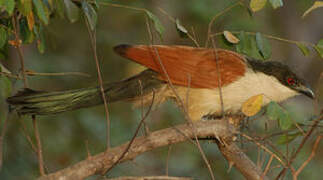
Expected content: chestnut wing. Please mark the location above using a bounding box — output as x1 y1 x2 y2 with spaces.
114 44 246 88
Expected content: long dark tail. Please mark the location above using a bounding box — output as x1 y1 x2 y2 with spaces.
7 70 163 115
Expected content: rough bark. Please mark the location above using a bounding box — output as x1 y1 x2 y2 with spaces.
38 120 268 180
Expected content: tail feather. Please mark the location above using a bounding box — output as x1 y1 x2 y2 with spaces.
7 70 163 115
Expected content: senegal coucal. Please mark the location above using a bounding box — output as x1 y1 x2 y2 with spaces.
7 45 315 121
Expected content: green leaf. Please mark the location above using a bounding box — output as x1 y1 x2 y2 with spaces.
3 0 15 16
34 24 45 53
175 18 188 38
255 32 271 59
0 45 8 60
266 101 280 120
269 0 283 9
236 31 246 54
54 0 65 18
82 1 97 31
236 31 263 60
0 52 6 60
17 0 33 16
146 11 165 39
302 1 323 18
314 39 323 58
266 101 293 130
64 0 80 23
250 0 267 12
277 132 301 145
33 0 49 25
279 111 292 130
0 62 10 73
296 43 310 56
20 18 35 44
0 76 12 98
0 27 7 48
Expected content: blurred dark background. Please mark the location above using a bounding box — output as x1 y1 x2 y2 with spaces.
0 0 322 179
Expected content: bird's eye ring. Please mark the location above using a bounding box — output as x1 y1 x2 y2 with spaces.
287 77 295 85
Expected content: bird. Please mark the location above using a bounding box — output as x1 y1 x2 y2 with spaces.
7 44 315 121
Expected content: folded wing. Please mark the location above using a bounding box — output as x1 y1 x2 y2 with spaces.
114 44 246 88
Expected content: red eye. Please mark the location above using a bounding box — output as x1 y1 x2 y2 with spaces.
287 77 295 85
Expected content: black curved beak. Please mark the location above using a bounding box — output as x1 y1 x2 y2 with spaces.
297 84 315 99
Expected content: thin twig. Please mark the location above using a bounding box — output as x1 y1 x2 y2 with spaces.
85 140 92 158
84 17 111 149
262 155 274 179
0 71 91 79
158 8 200 47
19 122 50 173
205 1 242 47
20 120 38 153
0 113 9 170
32 115 45 176
12 13 45 176
103 91 155 175
165 145 172 176
12 15 28 87
211 31 317 47
145 16 216 180
0 72 21 79
190 27 199 47
211 38 225 116
98 1 146 12
275 114 323 180
293 135 322 179
241 133 287 167
139 80 150 135
25 71 91 77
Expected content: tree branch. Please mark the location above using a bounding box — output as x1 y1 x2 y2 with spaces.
38 120 268 180
38 120 234 180
107 176 192 180
216 139 270 180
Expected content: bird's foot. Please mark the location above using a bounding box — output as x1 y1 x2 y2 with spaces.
192 136 218 141
201 114 223 121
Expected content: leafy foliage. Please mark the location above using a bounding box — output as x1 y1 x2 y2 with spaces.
0 27 7 48
175 18 188 38
277 132 302 145
223 30 239 44
255 32 271 59
302 1 323 18
269 0 283 9
249 0 283 12
0 64 12 98
250 0 267 12
146 10 165 39
64 0 80 23
82 1 97 30
296 43 310 56
266 101 293 130
236 31 265 60
314 39 323 58
242 94 264 116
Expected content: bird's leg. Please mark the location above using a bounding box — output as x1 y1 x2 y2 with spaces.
193 113 224 141
195 112 245 141
201 113 224 121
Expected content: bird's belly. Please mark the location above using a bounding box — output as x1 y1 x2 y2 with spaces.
175 71 299 121
176 87 244 121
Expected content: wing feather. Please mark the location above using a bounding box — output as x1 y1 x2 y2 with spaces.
114 44 246 88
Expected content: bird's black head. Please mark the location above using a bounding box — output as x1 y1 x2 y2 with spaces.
248 59 315 99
